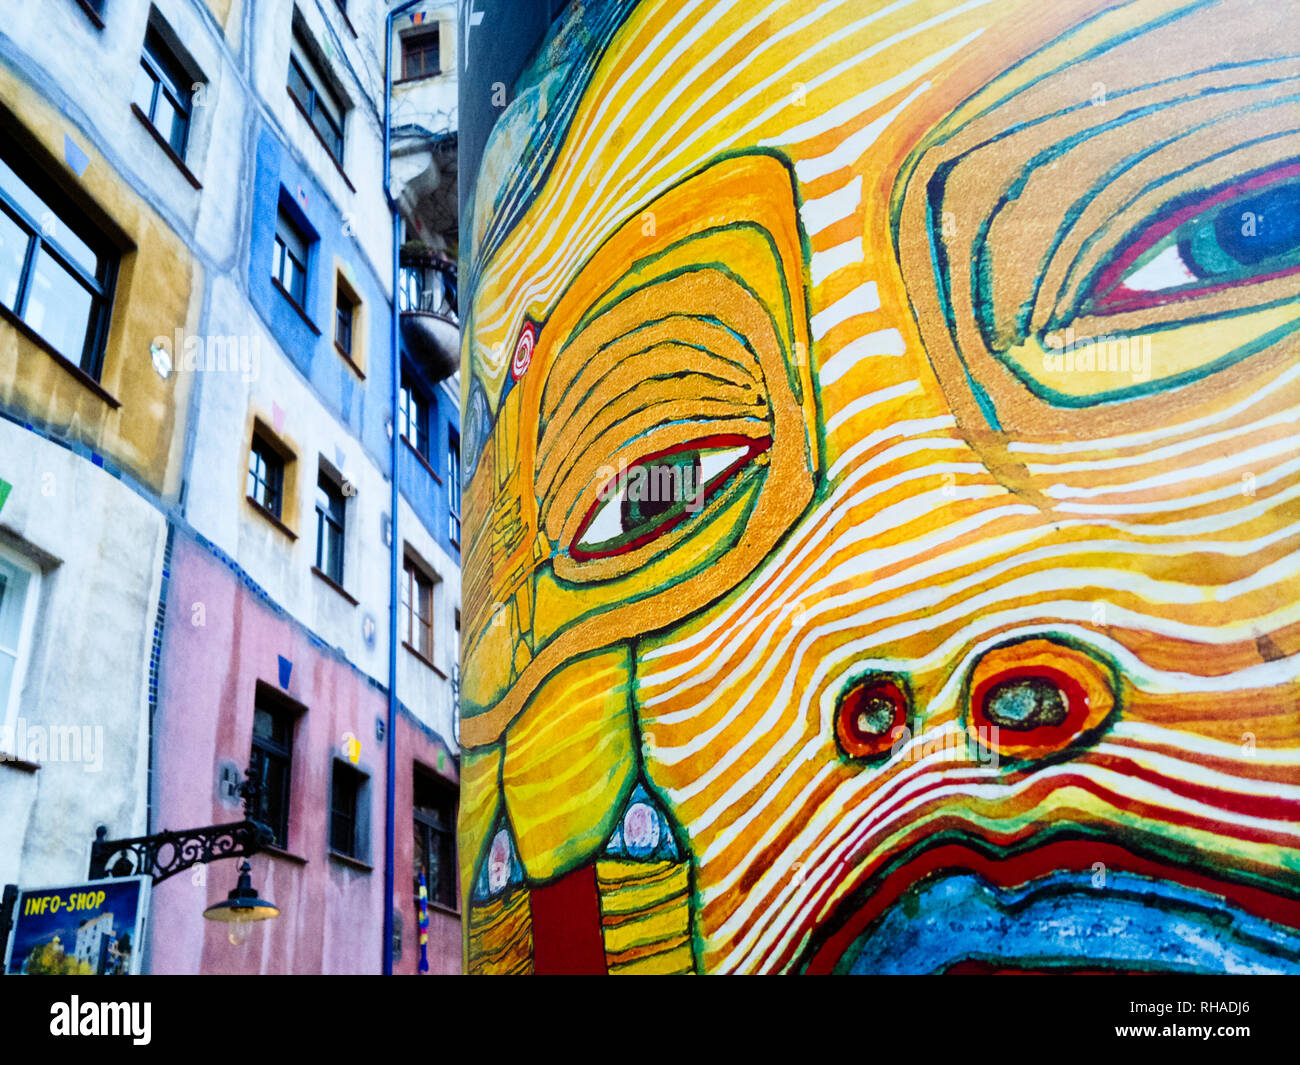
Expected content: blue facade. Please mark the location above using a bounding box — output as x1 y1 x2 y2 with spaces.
247 123 458 547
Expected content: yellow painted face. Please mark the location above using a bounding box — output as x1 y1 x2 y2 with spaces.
459 0 1300 974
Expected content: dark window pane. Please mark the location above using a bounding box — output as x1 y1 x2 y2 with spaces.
335 296 352 353
330 764 361 857
250 702 293 850
315 473 345 583
159 91 189 155
287 57 312 113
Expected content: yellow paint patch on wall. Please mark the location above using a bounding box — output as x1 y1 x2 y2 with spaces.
501 645 636 880
0 68 198 498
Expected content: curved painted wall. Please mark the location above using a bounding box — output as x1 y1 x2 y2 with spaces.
458 0 1300 974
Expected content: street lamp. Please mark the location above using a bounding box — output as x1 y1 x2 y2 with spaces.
202 859 280 945
89 768 280 945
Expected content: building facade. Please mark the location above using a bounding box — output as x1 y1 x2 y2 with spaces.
0 0 461 974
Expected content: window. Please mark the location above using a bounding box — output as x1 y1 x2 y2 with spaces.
413 769 456 910
272 205 309 311
448 430 460 547
314 465 346 585
288 24 345 164
0 140 116 377
402 555 434 661
248 430 286 519
0 546 39 743
399 373 429 459
249 692 296 849
334 276 355 356
401 29 441 80
132 23 196 158
330 760 367 859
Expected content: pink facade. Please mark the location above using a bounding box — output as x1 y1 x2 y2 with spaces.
149 532 389 974
394 714 460 976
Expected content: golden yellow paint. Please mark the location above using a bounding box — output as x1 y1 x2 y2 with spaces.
0 68 198 497
500 645 637 880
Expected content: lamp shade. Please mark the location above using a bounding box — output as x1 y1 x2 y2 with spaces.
202 860 280 923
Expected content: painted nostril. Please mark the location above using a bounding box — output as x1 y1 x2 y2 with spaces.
966 637 1117 761
835 675 909 760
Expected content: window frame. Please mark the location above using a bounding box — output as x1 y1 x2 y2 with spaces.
413 767 457 911
271 203 311 313
248 430 287 519
0 542 41 746
329 758 368 860
447 429 460 547
287 25 346 165
0 140 117 380
314 464 346 585
401 554 434 662
399 373 430 460
133 23 196 159
249 691 297 851
400 28 441 81
334 277 355 356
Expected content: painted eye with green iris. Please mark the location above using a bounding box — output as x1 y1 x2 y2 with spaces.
569 434 770 562
1091 162 1300 314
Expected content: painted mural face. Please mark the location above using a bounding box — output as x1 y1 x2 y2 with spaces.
459 0 1300 974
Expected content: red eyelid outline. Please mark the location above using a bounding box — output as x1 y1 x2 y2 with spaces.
1090 160 1300 314
568 433 772 562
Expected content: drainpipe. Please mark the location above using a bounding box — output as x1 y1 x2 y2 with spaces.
383 0 423 977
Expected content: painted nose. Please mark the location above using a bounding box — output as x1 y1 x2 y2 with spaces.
966 637 1117 761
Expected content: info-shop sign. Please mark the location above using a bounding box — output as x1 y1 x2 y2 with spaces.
3 877 149 975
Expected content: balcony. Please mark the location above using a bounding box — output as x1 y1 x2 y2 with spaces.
399 244 458 382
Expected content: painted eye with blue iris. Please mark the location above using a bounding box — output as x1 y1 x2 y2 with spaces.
1092 163 1300 314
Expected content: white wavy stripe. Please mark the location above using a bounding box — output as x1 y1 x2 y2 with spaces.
641 417 958 665
794 82 931 184
471 0 917 334
1046 434 1300 499
734 758 1300 973
824 378 917 431
819 330 909 389
810 237 864 285
643 461 1001 701
1008 360 1300 456
799 174 863 236
643 506 1040 704
643 511 1300 717
661 590 1300 832
1108 719 1300 765
1055 479 1300 537
702 713 1300 929
474 3 990 355
827 418 959 482
711 720 1300 969
703 721 977 893
648 514 1300 732
1055 452 1300 514
644 443 1300 688
1026 403 1300 474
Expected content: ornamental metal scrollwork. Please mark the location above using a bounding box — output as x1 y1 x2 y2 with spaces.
88 769 275 884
